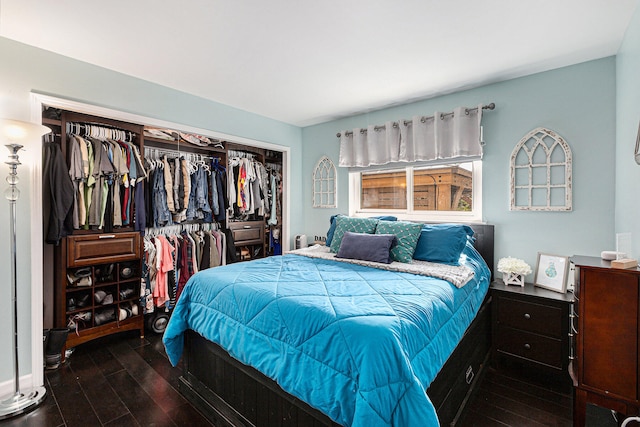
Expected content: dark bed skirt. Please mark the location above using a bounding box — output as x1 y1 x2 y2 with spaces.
177 295 492 427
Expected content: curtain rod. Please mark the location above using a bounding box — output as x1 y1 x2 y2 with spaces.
336 103 495 138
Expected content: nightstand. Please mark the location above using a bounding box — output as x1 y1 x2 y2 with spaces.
491 280 574 392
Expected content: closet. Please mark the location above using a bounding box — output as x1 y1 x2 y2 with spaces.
44 108 146 349
43 106 285 350
226 143 283 261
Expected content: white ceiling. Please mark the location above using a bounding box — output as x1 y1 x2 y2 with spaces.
0 1 636 127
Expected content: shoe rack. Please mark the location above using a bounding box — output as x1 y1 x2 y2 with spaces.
54 232 144 350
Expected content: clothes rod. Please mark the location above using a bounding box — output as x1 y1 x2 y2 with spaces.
336 103 495 138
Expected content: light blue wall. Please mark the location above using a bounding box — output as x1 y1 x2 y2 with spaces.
616 3 640 259
0 36 303 382
302 58 617 275
0 14 634 386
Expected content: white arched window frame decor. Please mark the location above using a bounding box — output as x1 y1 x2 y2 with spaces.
510 127 572 211
313 156 337 208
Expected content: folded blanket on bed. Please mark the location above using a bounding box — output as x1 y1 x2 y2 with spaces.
163 242 490 427
287 244 475 288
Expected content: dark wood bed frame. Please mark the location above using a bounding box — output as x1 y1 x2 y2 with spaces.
177 224 494 427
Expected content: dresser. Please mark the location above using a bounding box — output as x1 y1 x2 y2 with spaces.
491 280 573 391
572 256 640 426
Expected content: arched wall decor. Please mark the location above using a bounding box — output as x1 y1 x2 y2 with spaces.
313 156 337 208
510 127 572 211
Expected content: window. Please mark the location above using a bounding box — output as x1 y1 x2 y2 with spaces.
350 161 482 222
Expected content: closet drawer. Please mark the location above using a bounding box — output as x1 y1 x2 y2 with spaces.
67 232 141 267
229 221 264 245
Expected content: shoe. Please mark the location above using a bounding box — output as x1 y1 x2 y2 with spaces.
77 293 90 308
67 297 76 312
119 287 135 300
96 264 115 282
95 309 115 326
101 293 113 305
94 290 106 304
67 268 92 287
67 312 92 334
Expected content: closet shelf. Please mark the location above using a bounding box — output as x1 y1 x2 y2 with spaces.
42 117 62 126
142 135 226 155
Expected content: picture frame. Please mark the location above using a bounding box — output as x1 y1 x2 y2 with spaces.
534 252 570 293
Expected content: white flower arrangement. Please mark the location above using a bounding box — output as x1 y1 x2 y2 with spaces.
497 257 532 276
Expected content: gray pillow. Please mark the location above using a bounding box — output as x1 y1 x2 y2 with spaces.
336 232 397 264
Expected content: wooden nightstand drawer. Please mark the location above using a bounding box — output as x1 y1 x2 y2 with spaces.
495 325 563 368
496 296 562 338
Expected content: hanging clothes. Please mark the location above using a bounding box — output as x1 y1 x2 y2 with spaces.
44 142 75 244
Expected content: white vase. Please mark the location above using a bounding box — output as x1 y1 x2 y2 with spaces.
503 272 525 287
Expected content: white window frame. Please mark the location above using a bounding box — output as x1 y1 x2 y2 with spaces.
348 160 483 222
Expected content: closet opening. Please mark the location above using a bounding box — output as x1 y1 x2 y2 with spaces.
33 94 289 372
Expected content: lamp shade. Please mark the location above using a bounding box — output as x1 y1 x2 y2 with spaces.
0 119 51 144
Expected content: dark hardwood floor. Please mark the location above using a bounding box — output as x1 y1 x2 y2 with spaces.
0 331 624 427
0 331 214 427
458 368 619 427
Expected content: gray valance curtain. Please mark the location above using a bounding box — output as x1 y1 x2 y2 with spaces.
339 105 484 168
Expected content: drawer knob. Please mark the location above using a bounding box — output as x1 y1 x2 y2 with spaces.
524 343 531 350
523 313 531 320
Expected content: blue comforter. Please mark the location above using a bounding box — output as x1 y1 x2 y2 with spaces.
163 243 490 427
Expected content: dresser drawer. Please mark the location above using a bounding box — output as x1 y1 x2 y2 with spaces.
67 232 141 267
495 325 563 368
229 221 264 245
496 295 562 338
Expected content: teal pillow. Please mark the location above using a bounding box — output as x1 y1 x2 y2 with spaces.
329 216 379 253
413 224 474 265
326 215 396 247
374 220 423 263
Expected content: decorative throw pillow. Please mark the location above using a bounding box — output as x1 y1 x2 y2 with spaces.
326 215 396 247
413 223 474 265
374 220 423 263
336 232 397 264
329 216 379 253
325 214 344 247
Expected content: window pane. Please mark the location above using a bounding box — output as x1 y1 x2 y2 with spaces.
361 171 407 209
413 164 472 211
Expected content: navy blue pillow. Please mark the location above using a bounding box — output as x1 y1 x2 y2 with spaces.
326 215 397 247
413 224 474 265
336 232 397 264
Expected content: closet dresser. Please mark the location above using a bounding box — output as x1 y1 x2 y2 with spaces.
46 109 147 350
571 255 640 426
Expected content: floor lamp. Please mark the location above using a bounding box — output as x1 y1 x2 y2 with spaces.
0 118 51 419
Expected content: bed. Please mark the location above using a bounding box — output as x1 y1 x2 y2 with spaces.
163 222 494 427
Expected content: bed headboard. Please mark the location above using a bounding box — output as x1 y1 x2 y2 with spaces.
467 223 494 281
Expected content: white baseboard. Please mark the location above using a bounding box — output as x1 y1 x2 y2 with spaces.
0 373 39 398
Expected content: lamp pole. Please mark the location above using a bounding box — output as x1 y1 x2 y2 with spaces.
6 143 23 401
0 120 50 419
